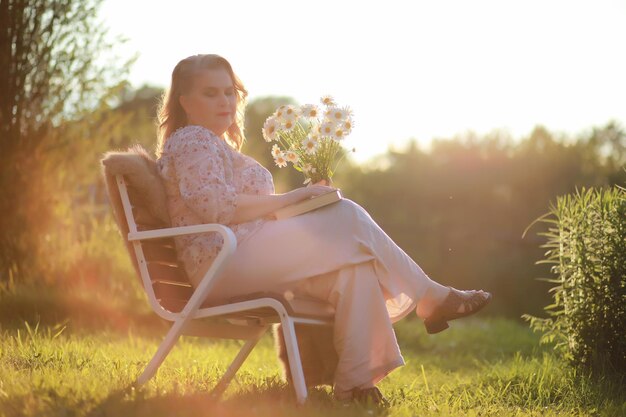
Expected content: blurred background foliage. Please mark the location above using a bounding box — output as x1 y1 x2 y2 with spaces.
1 83 624 324
0 0 624 328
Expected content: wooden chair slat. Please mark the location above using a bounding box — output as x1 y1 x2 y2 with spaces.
159 298 186 312
153 281 193 313
133 213 164 230
127 187 166 226
142 241 179 265
147 263 190 284
153 281 193 308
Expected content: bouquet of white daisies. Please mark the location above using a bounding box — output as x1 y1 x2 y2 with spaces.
262 95 354 184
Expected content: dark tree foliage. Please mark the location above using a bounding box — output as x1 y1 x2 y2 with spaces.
0 0 126 281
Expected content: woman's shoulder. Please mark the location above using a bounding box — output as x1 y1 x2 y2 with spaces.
163 125 221 154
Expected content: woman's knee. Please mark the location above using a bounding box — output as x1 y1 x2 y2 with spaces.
339 198 358 210
337 199 376 228
335 198 367 217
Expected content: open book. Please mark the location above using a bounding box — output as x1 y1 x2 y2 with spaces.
274 189 343 220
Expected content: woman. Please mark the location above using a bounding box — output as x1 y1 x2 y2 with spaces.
156 54 491 404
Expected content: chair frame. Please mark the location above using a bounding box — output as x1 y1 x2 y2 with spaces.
114 174 333 404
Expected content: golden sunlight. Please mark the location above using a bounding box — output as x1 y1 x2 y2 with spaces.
100 0 626 162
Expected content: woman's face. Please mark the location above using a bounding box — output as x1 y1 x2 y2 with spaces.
179 68 237 137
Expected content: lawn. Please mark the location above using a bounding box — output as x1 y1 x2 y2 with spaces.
1 316 623 417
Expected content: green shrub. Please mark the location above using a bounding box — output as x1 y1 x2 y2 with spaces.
523 186 626 374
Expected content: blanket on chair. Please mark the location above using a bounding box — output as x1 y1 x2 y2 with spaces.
100 144 170 278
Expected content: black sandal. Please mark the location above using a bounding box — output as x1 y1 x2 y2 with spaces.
423 287 492 334
350 386 390 407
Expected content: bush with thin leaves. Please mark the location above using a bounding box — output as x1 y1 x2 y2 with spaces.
523 185 626 374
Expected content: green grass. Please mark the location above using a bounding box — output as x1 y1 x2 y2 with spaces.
1 317 624 417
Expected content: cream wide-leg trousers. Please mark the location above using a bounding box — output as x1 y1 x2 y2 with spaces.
200 199 441 392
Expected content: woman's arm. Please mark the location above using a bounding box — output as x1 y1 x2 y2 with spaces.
231 184 335 224
165 128 335 225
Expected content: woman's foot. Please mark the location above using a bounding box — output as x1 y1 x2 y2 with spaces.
417 287 492 334
335 386 389 408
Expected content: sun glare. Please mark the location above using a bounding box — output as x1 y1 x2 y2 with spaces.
100 0 626 163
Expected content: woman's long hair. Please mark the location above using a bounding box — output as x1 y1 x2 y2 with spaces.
156 54 248 156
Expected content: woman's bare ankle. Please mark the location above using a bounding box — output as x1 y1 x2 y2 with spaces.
416 285 450 319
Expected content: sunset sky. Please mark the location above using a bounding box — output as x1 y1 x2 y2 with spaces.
100 0 626 162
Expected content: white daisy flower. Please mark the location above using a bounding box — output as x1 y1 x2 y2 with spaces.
319 121 337 138
282 119 296 131
334 127 347 141
274 152 288 168
301 136 319 155
322 112 340 126
320 95 336 107
285 150 299 164
274 105 286 121
299 104 320 119
326 106 351 123
285 105 300 117
302 163 313 174
271 144 282 157
277 105 299 124
274 104 287 114
262 117 280 142
342 117 354 134
308 131 321 141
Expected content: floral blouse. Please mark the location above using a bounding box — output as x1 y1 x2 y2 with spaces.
157 125 275 284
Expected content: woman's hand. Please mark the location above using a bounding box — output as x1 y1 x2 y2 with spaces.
304 183 336 199
232 182 336 223
286 183 335 204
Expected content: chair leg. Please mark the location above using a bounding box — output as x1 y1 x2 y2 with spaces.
136 318 188 385
280 317 308 405
212 326 269 398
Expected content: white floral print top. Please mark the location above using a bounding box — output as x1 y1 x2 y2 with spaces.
157 125 275 283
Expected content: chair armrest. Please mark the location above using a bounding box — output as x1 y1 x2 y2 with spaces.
128 224 236 249
159 223 237 320
128 223 238 322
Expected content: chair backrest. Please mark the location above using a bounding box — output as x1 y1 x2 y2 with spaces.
114 174 194 316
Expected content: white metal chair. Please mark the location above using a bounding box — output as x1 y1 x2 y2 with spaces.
109 173 335 404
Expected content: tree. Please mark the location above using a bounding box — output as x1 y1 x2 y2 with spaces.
586 122 626 184
0 0 128 281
